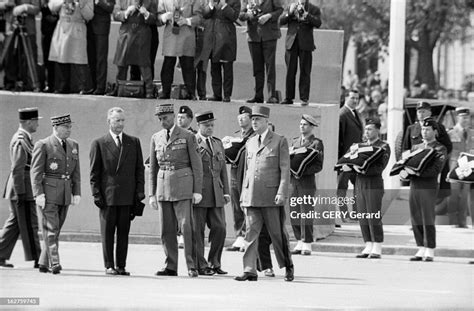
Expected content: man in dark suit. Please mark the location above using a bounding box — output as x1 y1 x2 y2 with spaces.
89 107 145 276
279 0 321 106
87 0 115 95
239 0 283 104
194 111 230 276
0 108 42 268
337 89 363 220
235 105 293 282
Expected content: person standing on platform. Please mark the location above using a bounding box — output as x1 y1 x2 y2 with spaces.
279 0 321 106
193 111 230 276
235 105 294 282
89 107 145 276
351 118 390 259
400 119 447 262
239 0 283 104
31 114 81 274
289 114 324 256
149 103 203 277
0 108 42 269
40 0 59 92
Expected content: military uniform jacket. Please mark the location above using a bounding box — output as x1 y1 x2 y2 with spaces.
403 121 453 154
3 129 35 201
195 134 230 208
232 127 255 194
411 141 447 179
357 139 390 177
149 125 203 201
240 131 290 207
31 135 81 206
447 125 474 168
290 134 324 189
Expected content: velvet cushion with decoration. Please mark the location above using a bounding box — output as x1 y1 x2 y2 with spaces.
448 152 474 183
334 143 384 172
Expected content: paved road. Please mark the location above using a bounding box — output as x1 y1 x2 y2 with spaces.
1 242 472 310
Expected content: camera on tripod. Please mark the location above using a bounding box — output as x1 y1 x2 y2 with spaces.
248 3 262 17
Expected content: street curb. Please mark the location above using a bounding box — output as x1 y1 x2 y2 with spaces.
59 232 474 259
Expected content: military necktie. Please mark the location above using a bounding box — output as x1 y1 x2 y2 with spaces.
463 129 468 141
258 135 262 148
206 137 214 155
116 135 122 150
166 129 170 142
61 139 67 152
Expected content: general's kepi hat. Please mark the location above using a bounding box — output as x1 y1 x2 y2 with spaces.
196 111 215 124
251 106 270 118
155 103 174 116
51 114 72 126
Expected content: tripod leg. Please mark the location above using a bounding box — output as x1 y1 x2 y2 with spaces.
20 30 40 91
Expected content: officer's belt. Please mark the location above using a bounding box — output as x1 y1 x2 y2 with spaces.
158 162 190 171
44 173 71 180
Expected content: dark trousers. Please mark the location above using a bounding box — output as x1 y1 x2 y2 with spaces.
230 167 245 237
210 61 233 99
117 65 154 95
248 40 277 100
3 33 38 90
131 25 159 81
337 171 358 214
87 27 109 92
99 205 131 269
193 207 226 269
257 223 273 271
243 206 292 274
42 32 55 91
355 176 384 243
290 177 315 243
160 200 196 271
39 203 68 267
284 39 312 101
409 178 438 249
160 56 195 97
447 182 469 226
0 200 40 261
55 63 89 93
196 60 207 99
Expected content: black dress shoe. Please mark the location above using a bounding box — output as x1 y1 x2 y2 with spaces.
198 267 215 276
301 100 309 106
280 99 293 105
0 259 14 268
51 264 61 274
146 93 155 99
93 89 105 95
356 253 370 258
264 268 275 277
468 261 474 264
39 265 50 273
116 267 130 275
155 268 178 276
226 246 241 252
158 94 170 99
213 267 228 275
246 97 264 104
105 267 118 275
291 249 302 255
188 269 198 277
368 254 381 259
198 96 207 101
34 260 39 269
410 256 423 261
234 272 258 281
79 88 95 95
207 96 222 101
223 97 231 102
266 97 279 104
106 88 118 96
284 265 294 282
424 257 434 262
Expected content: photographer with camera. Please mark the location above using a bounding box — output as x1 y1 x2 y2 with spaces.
157 0 202 100
1 0 40 91
239 0 283 104
279 0 321 106
195 0 240 102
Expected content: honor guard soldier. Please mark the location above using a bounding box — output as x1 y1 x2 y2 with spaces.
194 111 230 276
351 118 390 259
400 118 447 262
149 103 203 278
0 108 42 268
31 114 81 274
226 105 255 251
289 114 324 256
447 108 474 228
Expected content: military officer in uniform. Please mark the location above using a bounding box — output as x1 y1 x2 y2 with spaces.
226 105 255 252
447 107 474 228
194 111 230 276
400 119 447 262
289 114 324 256
31 114 81 274
235 105 294 282
149 103 203 277
0 108 42 268
350 118 390 259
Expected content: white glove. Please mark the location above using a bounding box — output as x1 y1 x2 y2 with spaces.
353 165 362 173
405 167 416 175
399 169 408 179
72 195 81 206
224 194 231 204
161 11 172 23
149 195 158 210
274 194 285 205
193 193 202 204
36 194 45 209
342 164 352 172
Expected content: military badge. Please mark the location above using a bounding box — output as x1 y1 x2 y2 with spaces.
49 161 59 171
72 148 78 155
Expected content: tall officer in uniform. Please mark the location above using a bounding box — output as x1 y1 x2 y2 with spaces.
194 111 230 276
0 108 42 268
89 107 145 276
400 119 447 262
447 107 474 228
31 114 81 274
235 105 294 282
226 105 255 251
279 0 321 106
289 114 323 256
351 118 390 259
149 103 203 277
